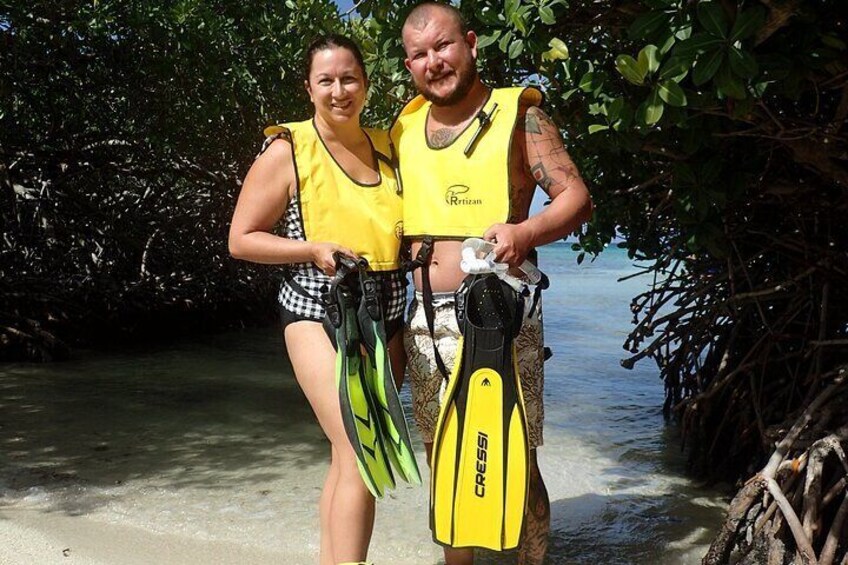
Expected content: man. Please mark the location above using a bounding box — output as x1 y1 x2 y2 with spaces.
392 3 593 564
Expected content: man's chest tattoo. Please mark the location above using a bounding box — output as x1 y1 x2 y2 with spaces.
429 127 461 149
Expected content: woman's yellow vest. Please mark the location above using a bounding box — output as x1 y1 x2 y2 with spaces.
390 87 542 239
264 120 402 271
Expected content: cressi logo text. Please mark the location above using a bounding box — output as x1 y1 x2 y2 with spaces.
475 431 488 497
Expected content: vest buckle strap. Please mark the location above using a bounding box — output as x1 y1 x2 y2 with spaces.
464 102 499 157
402 236 434 273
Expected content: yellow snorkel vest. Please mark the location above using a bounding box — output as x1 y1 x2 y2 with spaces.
390 87 542 239
264 120 402 271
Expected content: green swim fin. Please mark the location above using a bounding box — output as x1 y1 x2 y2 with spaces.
325 260 395 498
430 273 529 550
357 266 422 486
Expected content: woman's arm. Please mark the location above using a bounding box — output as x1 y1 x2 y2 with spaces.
228 138 353 274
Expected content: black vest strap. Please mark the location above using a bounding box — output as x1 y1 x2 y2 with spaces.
405 237 450 381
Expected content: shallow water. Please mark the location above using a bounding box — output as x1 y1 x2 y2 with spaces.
0 245 726 564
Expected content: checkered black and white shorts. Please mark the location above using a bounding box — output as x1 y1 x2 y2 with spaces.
278 269 407 324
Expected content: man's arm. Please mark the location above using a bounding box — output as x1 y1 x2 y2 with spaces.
486 105 593 266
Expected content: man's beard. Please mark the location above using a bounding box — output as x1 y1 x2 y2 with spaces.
417 62 477 106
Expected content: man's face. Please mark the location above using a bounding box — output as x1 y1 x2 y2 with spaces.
402 9 478 106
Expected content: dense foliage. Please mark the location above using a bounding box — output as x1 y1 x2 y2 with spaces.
3 1 847 560
1 0 340 359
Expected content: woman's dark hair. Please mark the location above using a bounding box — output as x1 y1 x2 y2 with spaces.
305 34 367 82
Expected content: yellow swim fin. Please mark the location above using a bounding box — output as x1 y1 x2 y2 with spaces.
430 274 529 551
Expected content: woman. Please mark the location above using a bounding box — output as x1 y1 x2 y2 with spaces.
228 35 405 565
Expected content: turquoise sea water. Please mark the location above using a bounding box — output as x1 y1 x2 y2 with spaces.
0 243 725 564
526 243 725 564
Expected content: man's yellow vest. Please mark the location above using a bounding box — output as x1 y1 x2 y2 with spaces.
264 120 402 271
390 87 542 239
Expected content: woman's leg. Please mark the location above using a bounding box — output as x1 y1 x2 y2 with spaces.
388 328 407 390
318 445 341 563
285 321 375 564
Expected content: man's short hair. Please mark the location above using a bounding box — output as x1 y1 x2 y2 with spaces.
403 2 468 35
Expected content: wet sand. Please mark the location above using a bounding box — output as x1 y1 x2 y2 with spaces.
0 336 442 564
0 331 724 565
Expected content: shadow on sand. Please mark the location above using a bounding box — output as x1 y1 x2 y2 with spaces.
0 329 327 516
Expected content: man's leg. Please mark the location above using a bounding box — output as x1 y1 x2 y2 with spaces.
516 297 549 564
519 449 550 564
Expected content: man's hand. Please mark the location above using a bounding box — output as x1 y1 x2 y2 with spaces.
484 222 534 267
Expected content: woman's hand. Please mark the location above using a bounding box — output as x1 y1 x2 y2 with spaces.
311 243 358 276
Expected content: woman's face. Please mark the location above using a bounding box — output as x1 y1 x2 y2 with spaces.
306 47 367 124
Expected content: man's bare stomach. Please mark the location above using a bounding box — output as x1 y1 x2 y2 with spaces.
409 235 539 293
409 239 467 293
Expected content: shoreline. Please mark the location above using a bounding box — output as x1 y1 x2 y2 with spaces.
1 508 298 565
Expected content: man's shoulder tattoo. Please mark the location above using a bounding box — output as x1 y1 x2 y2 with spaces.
520 106 556 135
523 111 543 134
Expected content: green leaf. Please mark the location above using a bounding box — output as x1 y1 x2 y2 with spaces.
510 11 527 35
692 48 724 85
641 88 665 125
588 124 610 134
676 33 724 57
542 38 569 61
616 54 646 85
539 5 556 25
508 38 524 59
498 30 513 53
638 44 661 74
657 80 687 106
516 4 533 18
822 34 848 51
715 63 747 99
673 22 693 41
476 31 502 50
728 46 759 78
505 0 519 18
729 7 765 42
578 71 604 93
697 2 728 39
561 87 579 100
751 80 771 97
659 32 676 55
659 57 690 82
628 11 668 40
607 97 625 121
